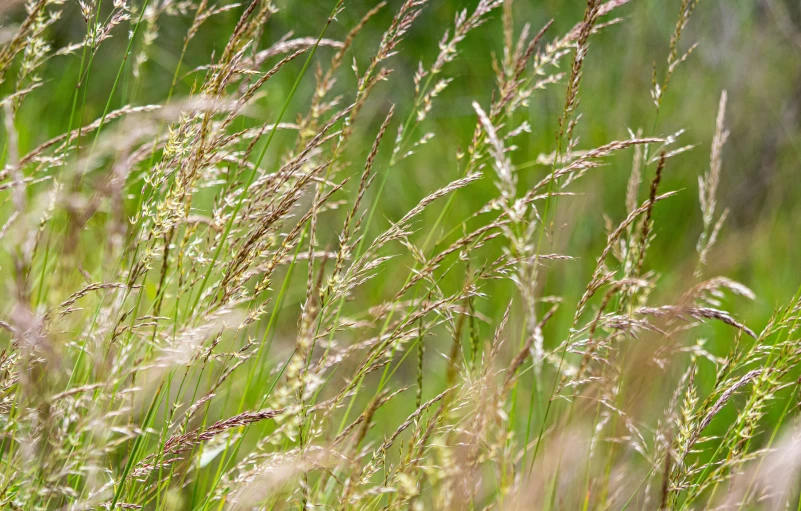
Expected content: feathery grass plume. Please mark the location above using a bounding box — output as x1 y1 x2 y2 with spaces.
557 0 601 155
652 0 701 110
696 90 730 277
634 152 665 277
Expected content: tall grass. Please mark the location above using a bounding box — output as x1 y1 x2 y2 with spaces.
0 0 799 509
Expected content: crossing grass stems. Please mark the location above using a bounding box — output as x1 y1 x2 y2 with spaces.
0 0 799 509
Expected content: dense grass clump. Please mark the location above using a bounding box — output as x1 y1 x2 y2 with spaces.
1 0 800 509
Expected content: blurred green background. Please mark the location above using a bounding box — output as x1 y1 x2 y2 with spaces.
15 0 799 315
5 0 801 449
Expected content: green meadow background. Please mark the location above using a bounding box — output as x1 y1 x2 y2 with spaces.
18 0 799 317
3 0 801 492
